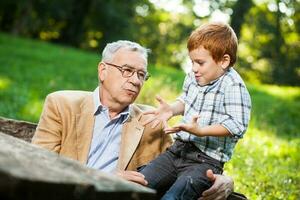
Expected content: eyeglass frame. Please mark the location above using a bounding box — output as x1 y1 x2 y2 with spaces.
104 62 150 81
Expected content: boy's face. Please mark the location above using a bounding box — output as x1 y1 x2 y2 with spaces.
189 46 229 86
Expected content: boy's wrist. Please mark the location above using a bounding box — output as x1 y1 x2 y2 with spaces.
196 127 204 136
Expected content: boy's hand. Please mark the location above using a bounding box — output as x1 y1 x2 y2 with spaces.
165 115 202 136
142 96 173 129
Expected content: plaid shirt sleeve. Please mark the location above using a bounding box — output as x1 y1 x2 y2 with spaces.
220 82 251 138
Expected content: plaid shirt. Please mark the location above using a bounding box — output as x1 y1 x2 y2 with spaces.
176 68 251 162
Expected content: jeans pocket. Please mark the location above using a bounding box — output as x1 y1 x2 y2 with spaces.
197 155 223 174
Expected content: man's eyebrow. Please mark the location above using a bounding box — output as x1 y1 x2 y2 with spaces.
122 64 147 73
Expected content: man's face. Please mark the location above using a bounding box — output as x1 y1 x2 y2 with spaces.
98 48 147 106
189 46 227 86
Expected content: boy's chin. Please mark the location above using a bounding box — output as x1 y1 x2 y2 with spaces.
196 80 209 86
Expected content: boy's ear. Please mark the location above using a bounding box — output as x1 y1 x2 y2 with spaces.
220 54 231 69
98 62 107 82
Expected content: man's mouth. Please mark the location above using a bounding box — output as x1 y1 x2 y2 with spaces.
124 88 138 95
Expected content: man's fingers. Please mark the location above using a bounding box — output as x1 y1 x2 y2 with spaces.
201 172 233 200
201 183 219 197
162 120 169 129
116 171 148 186
141 115 156 126
151 120 161 129
143 110 156 116
200 187 224 200
155 95 166 105
206 169 216 181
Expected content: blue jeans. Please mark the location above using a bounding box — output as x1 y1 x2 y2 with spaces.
139 140 224 200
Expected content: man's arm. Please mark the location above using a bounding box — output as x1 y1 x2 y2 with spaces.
199 170 234 200
31 94 62 152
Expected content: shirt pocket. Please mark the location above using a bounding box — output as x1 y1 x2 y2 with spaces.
201 91 224 124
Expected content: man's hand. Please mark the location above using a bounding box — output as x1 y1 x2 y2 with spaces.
116 170 148 186
142 96 173 129
199 169 234 200
164 115 201 135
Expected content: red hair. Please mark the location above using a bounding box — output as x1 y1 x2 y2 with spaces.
187 22 238 67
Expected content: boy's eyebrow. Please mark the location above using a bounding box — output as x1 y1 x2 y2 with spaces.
193 59 205 62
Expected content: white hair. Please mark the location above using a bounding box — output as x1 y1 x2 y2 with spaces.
101 40 150 65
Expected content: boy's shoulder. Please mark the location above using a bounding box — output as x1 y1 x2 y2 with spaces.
222 67 247 87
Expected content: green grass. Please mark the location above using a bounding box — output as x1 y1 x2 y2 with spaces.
1 32 299 199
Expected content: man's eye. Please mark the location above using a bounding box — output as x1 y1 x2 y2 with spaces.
122 67 134 73
138 72 146 79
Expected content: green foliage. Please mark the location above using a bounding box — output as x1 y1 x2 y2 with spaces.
1 0 299 85
226 84 300 199
0 33 299 199
0 33 99 121
237 1 300 86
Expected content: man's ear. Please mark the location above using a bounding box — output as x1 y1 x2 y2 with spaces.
220 54 231 69
98 62 107 82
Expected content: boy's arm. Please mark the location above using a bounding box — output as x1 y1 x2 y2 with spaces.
165 116 231 137
220 83 251 138
142 96 185 128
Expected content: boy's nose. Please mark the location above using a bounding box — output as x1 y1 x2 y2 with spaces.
192 64 199 73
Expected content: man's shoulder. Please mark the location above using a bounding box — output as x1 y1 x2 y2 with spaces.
47 90 92 100
45 90 93 108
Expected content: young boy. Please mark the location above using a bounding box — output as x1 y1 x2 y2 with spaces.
140 22 251 199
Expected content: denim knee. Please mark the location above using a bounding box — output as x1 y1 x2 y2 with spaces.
161 175 210 200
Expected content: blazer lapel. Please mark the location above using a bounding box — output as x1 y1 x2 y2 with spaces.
75 93 95 164
117 105 144 170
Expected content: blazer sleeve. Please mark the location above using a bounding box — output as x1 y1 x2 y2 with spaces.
160 123 174 152
31 93 62 153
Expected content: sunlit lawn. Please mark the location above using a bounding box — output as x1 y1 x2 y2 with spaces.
1 33 299 199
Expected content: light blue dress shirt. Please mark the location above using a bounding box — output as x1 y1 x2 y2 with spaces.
86 87 129 173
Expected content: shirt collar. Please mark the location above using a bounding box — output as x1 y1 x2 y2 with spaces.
93 86 102 115
93 86 130 123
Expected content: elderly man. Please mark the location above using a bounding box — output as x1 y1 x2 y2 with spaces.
32 40 234 199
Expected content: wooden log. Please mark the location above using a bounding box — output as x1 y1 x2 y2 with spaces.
0 132 156 200
0 117 36 142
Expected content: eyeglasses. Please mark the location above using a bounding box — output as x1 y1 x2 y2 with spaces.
104 62 150 81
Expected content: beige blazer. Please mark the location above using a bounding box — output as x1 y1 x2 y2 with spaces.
32 90 173 171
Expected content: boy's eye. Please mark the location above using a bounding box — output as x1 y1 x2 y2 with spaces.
194 61 204 65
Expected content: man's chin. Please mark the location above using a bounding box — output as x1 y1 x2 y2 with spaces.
120 95 138 105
